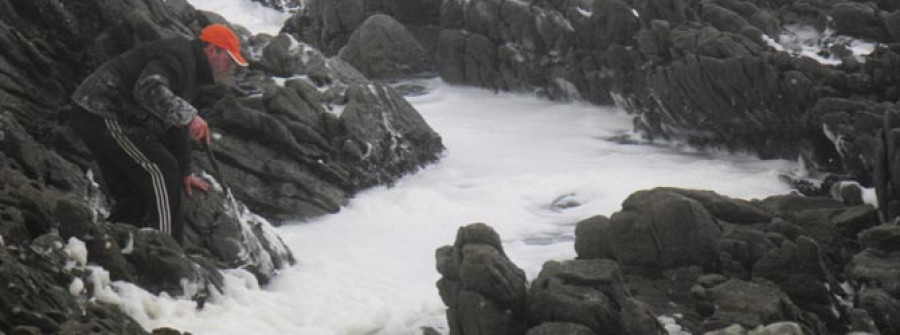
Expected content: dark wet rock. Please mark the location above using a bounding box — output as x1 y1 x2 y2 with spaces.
528 259 665 334
845 242 900 298
415 0 900 190
858 225 900 252
382 0 442 25
215 32 443 220
338 14 433 79
847 307 881 334
441 182 900 334
815 98 893 186
201 72 443 220
750 236 842 330
701 279 821 332
0 234 145 334
526 322 597 335
577 188 724 276
436 0 585 101
874 104 900 222
184 184 295 284
0 113 90 197
831 2 893 42
58 302 148 335
755 193 846 213
830 181 865 206
281 0 368 56
572 187 884 333
258 33 317 77
436 223 528 335
858 288 900 334
0 235 78 333
104 224 223 297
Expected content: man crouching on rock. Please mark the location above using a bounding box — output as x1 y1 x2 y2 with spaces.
69 24 248 244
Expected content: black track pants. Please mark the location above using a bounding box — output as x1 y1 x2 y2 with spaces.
70 108 184 243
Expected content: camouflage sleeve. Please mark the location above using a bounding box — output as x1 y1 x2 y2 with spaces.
133 74 197 127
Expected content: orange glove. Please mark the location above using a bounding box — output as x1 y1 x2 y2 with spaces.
184 174 210 196
188 115 211 145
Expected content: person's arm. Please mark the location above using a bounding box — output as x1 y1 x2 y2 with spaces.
133 51 197 127
165 115 210 195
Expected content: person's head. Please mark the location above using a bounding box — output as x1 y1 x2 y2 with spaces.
199 24 248 82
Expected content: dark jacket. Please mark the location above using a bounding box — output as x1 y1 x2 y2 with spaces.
72 37 214 177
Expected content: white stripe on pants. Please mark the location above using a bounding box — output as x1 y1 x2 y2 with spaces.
103 119 172 235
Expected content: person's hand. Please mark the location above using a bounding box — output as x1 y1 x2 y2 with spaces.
184 174 210 196
188 115 211 145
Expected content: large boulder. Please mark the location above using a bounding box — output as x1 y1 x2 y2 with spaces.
575 188 724 275
528 259 665 335
436 223 529 335
830 2 892 42
338 14 433 79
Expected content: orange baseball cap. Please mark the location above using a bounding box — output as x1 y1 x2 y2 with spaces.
200 24 249 67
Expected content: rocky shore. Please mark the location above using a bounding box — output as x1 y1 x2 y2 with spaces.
2 0 900 333
437 187 897 334
0 0 442 333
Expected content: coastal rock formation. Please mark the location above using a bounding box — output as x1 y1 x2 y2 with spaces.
438 187 893 334
283 0 900 201
0 0 444 333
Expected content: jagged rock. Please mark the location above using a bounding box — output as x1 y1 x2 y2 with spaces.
528 259 664 334
0 112 91 199
815 98 892 185
750 236 842 330
436 0 580 100
0 236 79 334
183 185 296 284
436 223 528 335
338 14 433 79
213 37 443 220
340 83 444 185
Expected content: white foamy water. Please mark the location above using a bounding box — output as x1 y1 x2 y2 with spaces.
188 0 292 35
130 79 798 334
